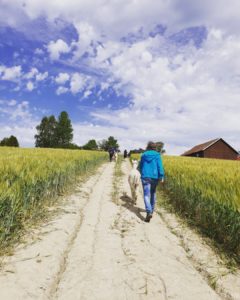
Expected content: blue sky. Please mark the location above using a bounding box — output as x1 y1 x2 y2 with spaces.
0 0 240 153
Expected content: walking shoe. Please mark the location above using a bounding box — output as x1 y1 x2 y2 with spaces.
145 213 152 222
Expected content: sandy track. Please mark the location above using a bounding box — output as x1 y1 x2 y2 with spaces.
0 160 225 299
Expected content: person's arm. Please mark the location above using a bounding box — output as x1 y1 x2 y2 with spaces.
157 154 164 181
138 155 143 174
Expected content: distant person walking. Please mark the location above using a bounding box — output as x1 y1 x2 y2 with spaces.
139 141 164 222
124 149 128 159
108 147 115 162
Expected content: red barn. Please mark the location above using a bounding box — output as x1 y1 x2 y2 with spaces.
182 138 239 160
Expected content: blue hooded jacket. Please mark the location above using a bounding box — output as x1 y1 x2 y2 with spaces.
139 150 164 180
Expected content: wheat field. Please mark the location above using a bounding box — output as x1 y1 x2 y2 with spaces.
0 147 107 248
131 153 240 256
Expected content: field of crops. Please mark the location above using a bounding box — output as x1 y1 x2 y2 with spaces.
0 147 107 249
131 153 240 256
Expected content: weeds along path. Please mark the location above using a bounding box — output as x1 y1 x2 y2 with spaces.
0 162 113 299
0 159 233 299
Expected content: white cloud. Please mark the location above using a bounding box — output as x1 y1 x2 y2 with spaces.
36 71 48 81
0 66 48 92
0 99 32 121
47 39 70 60
169 0 240 34
83 90 92 98
69 72 92 94
35 48 44 55
55 72 70 85
0 99 17 107
13 101 31 120
25 68 48 83
26 81 34 91
0 124 37 147
56 86 69 95
4 0 240 38
7 0 170 38
25 67 38 79
1 65 22 81
0 99 41 147
8 99 17 106
72 22 98 59
84 29 240 154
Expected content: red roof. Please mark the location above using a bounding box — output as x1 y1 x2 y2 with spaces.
182 138 220 156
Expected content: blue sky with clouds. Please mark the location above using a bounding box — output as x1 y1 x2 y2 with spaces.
0 0 240 153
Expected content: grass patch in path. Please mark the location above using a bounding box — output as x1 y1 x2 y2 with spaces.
112 156 124 205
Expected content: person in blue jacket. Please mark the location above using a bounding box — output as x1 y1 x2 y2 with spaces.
139 141 164 222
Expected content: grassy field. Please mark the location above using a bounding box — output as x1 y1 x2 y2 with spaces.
0 147 107 251
131 153 240 257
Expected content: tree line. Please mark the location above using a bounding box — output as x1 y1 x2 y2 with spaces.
128 142 165 155
0 111 120 150
75 136 119 151
1 110 165 152
34 111 119 151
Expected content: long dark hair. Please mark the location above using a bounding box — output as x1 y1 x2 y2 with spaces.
146 141 157 151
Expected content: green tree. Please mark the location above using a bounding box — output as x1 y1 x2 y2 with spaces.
98 136 119 151
83 139 98 150
35 115 58 148
106 136 119 151
0 137 9 146
7 135 19 147
0 136 19 147
67 143 81 150
55 111 73 148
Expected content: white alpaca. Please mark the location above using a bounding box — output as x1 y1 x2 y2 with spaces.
128 160 141 204
113 151 118 162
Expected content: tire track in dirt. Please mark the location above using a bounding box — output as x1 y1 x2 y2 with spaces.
0 163 108 300
47 164 110 298
55 162 127 299
56 164 109 294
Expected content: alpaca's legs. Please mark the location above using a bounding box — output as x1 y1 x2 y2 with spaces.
132 185 137 204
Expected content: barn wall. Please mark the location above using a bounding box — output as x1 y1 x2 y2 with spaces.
204 140 238 160
188 151 204 158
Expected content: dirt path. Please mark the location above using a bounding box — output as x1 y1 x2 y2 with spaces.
0 160 237 299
